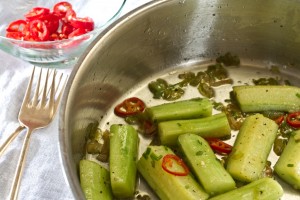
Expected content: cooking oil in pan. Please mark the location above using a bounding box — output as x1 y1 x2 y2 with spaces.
99 58 300 200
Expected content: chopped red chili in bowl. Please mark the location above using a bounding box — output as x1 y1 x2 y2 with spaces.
5 1 94 41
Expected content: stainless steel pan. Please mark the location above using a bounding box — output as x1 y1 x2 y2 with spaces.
59 0 300 199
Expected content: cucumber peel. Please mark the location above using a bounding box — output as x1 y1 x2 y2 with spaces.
137 145 209 200
233 85 300 112
79 159 113 200
178 134 236 196
146 98 212 123
226 113 278 182
209 177 283 200
109 124 139 198
274 129 300 189
158 112 231 146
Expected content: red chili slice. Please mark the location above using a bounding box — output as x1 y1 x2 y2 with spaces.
24 7 50 20
286 112 300 128
6 32 24 40
5 1 94 42
70 17 94 31
29 20 50 41
64 8 77 22
274 115 285 125
38 12 60 34
53 1 73 18
206 138 232 155
6 20 27 32
68 28 88 38
62 22 75 35
114 97 146 117
22 23 34 41
142 120 156 136
162 154 189 176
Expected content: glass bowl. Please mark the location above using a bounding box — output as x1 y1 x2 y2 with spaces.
0 0 127 68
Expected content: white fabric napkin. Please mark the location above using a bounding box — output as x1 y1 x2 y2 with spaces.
0 0 150 199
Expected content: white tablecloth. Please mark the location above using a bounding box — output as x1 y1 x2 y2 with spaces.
0 1 150 199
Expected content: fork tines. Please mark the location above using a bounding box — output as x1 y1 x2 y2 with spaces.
25 67 67 109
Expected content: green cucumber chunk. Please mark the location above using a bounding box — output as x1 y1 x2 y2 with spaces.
178 134 236 196
146 98 212 123
233 85 300 112
274 129 300 189
209 177 283 200
79 159 113 200
137 145 209 200
109 124 139 198
226 113 278 182
158 112 231 146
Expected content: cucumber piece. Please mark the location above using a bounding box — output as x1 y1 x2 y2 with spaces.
177 134 236 196
158 113 231 146
79 159 113 200
209 177 283 200
146 98 212 123
233 85 300 112
109 124 139 198
226 114 278 182
137 145 209 200
274 129 300 189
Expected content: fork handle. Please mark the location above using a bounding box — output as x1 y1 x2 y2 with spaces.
9 128 34 200
0 125 25 157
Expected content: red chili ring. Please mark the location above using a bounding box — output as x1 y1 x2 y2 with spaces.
286 112 300 128
114 97 146 117
206 138 232 155
274 115 285 125
162 154 189 176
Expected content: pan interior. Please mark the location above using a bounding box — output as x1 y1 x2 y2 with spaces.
95 58 300 199
60 0 300 199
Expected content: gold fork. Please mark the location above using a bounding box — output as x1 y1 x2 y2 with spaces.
5 67 67 200
0 126 25 157
0 70 63 157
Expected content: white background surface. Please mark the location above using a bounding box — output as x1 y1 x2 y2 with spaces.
0 0 150 199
